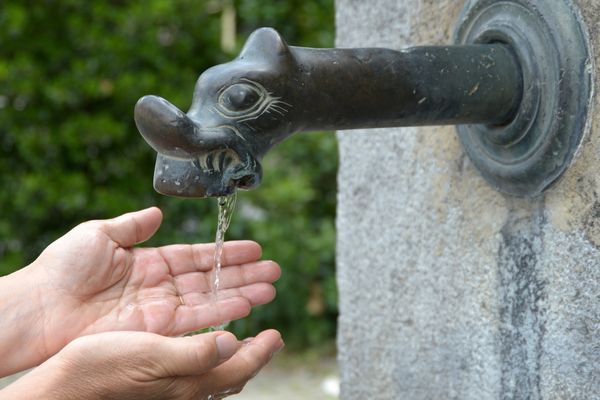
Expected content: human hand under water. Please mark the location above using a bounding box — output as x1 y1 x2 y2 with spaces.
0 329 284 400
0 207 281 375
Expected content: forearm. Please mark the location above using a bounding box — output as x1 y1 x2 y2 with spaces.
0 266 48 376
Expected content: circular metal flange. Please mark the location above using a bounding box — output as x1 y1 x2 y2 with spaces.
455 0 592 197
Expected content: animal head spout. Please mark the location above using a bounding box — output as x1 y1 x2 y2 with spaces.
135 28 296 198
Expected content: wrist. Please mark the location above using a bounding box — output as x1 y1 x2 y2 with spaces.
0 356 73 400
0 265 48 376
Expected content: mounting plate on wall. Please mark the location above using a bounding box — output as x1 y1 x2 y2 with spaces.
455 0 593 197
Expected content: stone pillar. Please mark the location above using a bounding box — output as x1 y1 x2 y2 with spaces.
335 1 600 399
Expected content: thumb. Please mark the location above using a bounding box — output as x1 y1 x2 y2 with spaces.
156 332 240 377
101 207 163 247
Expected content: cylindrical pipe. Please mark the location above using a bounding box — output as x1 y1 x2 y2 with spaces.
290 44 523 131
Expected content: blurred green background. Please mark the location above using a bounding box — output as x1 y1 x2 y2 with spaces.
0 0 337 348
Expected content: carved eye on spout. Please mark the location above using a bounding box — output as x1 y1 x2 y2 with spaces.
220 83 261 112
217 80 266 116
213 78 290 123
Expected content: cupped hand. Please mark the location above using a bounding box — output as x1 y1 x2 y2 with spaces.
1 329 284 400
26 207 280 366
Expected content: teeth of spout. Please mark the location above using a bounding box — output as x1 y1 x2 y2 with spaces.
193 148 240 173
134 95 201 159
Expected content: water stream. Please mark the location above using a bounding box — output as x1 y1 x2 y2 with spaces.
210 191 237 330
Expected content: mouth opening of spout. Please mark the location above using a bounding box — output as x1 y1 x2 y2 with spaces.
233 175 256 190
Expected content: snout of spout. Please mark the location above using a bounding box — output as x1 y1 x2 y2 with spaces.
134 95 205 159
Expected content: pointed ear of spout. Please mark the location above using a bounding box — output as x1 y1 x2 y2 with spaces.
134 95 203 159
238 27 293 63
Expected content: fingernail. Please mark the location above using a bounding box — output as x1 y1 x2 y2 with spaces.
275 339 285 353
216 333 239 360
267 340 285 361
257 260 274 266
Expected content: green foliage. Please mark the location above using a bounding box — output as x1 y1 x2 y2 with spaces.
0 0 336 347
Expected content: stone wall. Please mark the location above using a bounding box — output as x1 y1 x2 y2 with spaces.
335 0 600 398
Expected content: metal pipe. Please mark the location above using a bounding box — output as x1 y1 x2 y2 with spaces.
134 28 523 198
290 44 522 131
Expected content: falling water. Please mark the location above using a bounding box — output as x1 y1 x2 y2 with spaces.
210 191 237 330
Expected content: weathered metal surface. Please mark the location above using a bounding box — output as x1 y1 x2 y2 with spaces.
135 29 521 197
455 0 593 196
135 0 591 198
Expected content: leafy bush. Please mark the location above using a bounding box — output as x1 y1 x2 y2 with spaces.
0 0 336 347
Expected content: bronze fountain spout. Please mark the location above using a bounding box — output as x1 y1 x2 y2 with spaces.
135 1 591 198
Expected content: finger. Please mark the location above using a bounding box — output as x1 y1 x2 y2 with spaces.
170 285 276 335
171 296 253 334
155 331 240 377
101 207 163 247
173 260 281 293
194 330 284 396
182 283 276 307
158 241 262 275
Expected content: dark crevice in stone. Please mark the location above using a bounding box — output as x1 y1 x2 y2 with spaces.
497 199 547 400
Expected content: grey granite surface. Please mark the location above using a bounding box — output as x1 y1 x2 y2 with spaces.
335 0 600 398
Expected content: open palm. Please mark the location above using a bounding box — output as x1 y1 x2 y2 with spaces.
29 207 280 357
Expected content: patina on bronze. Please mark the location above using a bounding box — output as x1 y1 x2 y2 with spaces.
135 28 521 197
134 0 590 197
